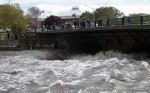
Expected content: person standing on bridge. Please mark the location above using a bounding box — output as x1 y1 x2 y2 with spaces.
7 32 10 40
127 17 131 25
86 19 91 28
73 20 77 29
80 21 85 28
97 18 103 27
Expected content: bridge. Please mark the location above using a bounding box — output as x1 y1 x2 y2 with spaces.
23 16 150 54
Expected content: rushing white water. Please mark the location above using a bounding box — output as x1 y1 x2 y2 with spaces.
0 50 150 93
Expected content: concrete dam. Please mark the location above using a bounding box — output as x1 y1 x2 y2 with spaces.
23 25 150 54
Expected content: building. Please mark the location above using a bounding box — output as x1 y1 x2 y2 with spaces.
37 15 80 29
37 6 82 28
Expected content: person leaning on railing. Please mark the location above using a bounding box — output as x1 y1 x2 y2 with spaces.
127 17 131 25
97 18 103 27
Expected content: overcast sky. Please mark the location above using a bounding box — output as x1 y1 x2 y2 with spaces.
0 0 150 17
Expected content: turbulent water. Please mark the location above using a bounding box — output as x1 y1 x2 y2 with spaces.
0 50 150 93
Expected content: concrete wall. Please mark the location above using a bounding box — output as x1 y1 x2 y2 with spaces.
24 25 150 54
0 40 19 50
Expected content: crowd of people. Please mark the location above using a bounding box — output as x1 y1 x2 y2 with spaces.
31 17 133 32
7 32 18 40
49 18 104 31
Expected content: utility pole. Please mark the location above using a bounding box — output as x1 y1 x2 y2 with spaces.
72 13 77 29
85 5 95 22
9 0 10 5
85 5 95 27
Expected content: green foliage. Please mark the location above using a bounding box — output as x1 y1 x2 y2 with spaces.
95 6 124 20
80 11 93 21
127 13 150 24
129 13 150 17
80 6 124 22
0 4 27 33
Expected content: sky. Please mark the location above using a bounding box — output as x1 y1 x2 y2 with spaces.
0 0 150 18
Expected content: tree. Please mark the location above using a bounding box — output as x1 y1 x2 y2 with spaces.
44 15 61 30
28 7 41 19
94 6 124 20
80 11 93 21
127 13 150 24
27 7 42 28
25 14 36 28
0 4 27 33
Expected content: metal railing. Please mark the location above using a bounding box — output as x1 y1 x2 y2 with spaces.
106 16 150 26
28 15 150 32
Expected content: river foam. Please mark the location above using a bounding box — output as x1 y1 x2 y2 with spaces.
0 50 150 93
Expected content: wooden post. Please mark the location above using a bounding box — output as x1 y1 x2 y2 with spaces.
107 19 109 26
122 17 125 25
140 16 143 25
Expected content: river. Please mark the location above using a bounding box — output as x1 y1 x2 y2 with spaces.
0 50 150 93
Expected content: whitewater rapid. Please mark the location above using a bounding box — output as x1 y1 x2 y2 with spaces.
0 50 150 93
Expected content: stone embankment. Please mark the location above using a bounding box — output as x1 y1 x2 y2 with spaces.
0 40 20 50
0 32 20 50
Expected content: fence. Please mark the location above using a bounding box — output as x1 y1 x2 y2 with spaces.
28 15 150 32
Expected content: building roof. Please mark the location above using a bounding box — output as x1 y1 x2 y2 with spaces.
37 6 82 21
37 18 44 21
60 15 80 19
37 15 80 21
61 6 82 16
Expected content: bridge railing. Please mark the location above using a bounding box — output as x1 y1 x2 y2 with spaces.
106 15 150 26
143 16 150 25
27 15 150 32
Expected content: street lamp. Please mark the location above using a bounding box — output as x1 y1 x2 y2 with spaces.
9 0 10 4
72 13 77 29
85 5 95 22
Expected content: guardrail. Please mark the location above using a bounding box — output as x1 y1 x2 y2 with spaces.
106 16 150 26
28 15 150 32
